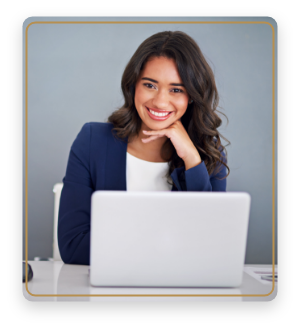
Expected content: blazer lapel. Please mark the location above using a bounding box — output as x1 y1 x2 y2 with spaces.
104 134 127 191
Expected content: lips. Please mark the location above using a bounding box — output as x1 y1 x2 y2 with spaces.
146 107 173 121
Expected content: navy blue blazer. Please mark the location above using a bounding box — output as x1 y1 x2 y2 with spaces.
58 122 227 265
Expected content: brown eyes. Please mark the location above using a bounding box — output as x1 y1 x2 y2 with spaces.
171 88 184 93
143 83 184 94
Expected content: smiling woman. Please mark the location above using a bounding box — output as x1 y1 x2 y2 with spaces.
109 31 229 177
128 56 196 169
58 31 230 265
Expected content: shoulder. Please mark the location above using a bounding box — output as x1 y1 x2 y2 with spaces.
220 150 227 164
211 138 227 164
208 140 228 178
71 122 115 153
79 122 114 138
74 122 116 144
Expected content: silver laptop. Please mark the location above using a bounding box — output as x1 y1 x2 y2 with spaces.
90 191 251 287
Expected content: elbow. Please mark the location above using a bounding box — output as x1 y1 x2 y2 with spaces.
58 230 90 265
57 237 73 264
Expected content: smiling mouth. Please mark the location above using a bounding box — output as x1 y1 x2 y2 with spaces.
146 107 173 121
146 107 173 118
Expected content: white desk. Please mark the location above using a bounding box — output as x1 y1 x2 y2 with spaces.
23 261 277 301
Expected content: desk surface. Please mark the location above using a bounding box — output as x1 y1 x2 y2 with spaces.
23 261 277 301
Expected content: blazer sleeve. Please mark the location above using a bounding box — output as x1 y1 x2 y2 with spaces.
58 123 93 265
171 152 227 192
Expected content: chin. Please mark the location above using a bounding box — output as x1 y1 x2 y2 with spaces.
142 114 178 130
146 120 172 131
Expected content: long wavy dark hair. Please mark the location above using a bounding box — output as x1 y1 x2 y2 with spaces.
108 31 230 179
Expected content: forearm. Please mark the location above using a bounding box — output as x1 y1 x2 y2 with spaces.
182 152 202 171
171 161 227 192
58 180 93 265
58 225 90 265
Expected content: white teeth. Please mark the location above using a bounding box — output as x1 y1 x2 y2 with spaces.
149 109 169 117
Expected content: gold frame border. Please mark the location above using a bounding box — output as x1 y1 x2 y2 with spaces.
24 20 276 298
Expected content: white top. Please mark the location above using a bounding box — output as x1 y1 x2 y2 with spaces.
126 152 172 191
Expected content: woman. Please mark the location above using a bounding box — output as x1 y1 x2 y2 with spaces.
58 31 230 265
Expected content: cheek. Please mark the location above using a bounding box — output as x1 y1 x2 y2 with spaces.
176 97 189 114
134 85 147 106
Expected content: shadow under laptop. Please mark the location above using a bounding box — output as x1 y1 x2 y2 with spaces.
56 264 243 301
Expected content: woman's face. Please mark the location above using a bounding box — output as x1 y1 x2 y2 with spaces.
134 56 190 131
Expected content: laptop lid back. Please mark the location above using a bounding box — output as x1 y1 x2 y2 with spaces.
90 191 251 287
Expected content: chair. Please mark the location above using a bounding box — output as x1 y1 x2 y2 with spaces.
53 183 63 261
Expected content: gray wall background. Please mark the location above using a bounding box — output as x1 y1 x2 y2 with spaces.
23 17 277 264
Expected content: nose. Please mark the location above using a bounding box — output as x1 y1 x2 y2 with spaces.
152 89 169 109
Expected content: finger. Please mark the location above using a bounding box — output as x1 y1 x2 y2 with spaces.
141 135 162 143
143 131 165 137
143 130 165 135
143 129 170 138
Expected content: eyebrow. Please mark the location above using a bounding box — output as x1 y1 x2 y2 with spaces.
141 77 185 87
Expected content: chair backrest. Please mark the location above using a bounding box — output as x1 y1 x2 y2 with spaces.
53 183 63 261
